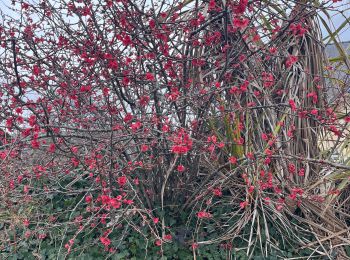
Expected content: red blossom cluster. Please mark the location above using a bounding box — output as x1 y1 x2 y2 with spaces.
197 211 212 219
0 0 348 256
171 129 193 154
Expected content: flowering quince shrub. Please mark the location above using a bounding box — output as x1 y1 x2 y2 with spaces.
0 0 350 259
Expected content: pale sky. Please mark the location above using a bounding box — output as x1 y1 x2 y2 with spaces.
320 0 350 42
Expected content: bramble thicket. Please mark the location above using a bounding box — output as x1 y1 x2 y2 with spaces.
0 0 350 259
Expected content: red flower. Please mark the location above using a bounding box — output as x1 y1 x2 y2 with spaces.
80 85 91 92
122 77 130 85
108 59 118 70
164 234 172 241
310 109 318 115
208 135 217 143
177 164 185 172
162 124 169 133
123 199 133 205
264 157 271 165
269 47 277 54
213 188 222 197
102 87 110 96
141 144 149 152
246 152 254 160
288 163 296 174
33 65 40 76
48 143 56 153
29 115 36 127
130 121 142 131
23 219 30 227
71 157 79 167
290 23 307 36
123 113 133 123
100 195 111 205
217 142 225 148
31 139 40 149
298 168 305 176
289 99 297 111
100 237 111 247
240 201 248 209
208 0 216 11
233 18 249 29
85 195 92 203
286 55 298 68
139 95 150 107
229 156 237 164
229 86 239 95
234 0 248 14
261 133 268 141
248 185 254 193
149 19 156 29
276 204 283 211
197 211 212 219
240 80 249 92
110 198 121 209
64 243 71 251
172 145 189 154
38 233 47 240
262 72 274 88
122 35 132 46
171 129 192 154
145 72 154 81
307 91 318 104
117 176 127 187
